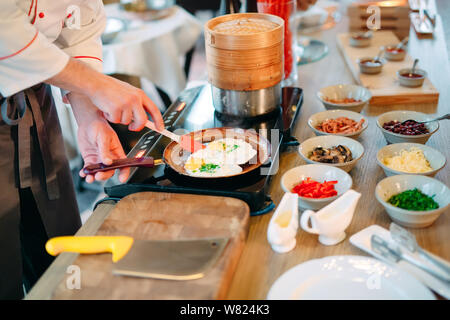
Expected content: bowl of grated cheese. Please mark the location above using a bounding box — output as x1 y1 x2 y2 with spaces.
376 143 446 177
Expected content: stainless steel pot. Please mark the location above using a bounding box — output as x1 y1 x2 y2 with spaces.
120 0 175 12
211 83 281 117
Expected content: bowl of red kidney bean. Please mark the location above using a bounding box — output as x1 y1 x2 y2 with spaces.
377 111 439 144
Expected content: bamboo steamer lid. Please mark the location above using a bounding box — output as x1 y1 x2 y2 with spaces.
205 13 284 91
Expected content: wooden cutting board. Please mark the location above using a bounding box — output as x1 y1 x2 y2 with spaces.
337 31 439 105
46 192 249 300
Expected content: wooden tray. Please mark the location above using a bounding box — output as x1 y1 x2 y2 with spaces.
337 31 439 105
40 192 250 299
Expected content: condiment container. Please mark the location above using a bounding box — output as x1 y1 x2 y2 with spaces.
349 32 372 47
397 68 427 87
267 192 299 253
383 44 406 61
357 57 386 74
300 190 361 245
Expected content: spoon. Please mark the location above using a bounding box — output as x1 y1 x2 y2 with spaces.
372 49 384 63
401 113 450 125
363 30 373 38
409 58 419 77
395 36 409 50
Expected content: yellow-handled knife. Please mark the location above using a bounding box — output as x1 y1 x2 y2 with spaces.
46 236 229 280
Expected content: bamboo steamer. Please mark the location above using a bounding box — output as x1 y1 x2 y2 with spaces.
205 13 284 91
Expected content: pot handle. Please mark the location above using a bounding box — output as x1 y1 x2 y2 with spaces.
300 210 320 234
82 157 157 175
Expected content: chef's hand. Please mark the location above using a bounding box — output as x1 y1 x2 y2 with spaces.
46 58 164 132
67 91 130 183
297 0 317 11
77 117 130 184
88 75 164 132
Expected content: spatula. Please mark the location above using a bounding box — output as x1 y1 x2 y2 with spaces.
46 236 229 280
146 120 206 153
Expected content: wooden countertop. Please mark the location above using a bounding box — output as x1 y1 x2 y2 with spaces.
27 1 449 300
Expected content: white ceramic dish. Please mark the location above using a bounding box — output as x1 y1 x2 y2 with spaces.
317 84 371 113
349 32 372 47
280 164 352 211
350 225 450 299
375 175 450 228
377 110 439 144
298 135 364 172
308 109 368 138
397 68 427 87
357 57 386 75
383 44 407 61
376 143 446 177
267 255 435 300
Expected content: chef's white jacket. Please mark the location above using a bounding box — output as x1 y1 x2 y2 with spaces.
0 0 106 97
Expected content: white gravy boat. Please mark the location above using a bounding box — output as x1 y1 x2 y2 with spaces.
267 192 299 253
300 190 361 245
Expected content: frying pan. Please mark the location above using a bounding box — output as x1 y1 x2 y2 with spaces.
83 127 271 180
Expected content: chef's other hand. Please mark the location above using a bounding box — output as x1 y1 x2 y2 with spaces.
46 59 164 132
78 118 130 184
89 76 164 132
297 0 317 11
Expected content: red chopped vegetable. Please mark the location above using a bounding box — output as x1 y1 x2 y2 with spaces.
291 177 338 199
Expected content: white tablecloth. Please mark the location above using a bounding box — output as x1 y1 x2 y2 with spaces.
102 4 203 100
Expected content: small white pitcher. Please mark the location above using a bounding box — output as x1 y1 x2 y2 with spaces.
300 190 361 245
267 192 299 253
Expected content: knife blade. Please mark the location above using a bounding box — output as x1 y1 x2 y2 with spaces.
46 236 229 280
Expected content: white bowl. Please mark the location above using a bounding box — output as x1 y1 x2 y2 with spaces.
383 44 407 61
376 143 446 177
357 57 387 75
349 32 372 47
298 135 365 172
376 110 439 144
317 84 372 113
281 164 353 211
308 109 368 139
375 175 450 228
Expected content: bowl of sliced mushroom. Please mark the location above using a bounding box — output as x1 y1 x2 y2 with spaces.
298 135 365 172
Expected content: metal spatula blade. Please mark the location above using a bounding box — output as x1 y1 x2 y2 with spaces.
113 238 229 280
46 236 229 281
146 120 206 153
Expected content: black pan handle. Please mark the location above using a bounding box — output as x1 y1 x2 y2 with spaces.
83 157 156 175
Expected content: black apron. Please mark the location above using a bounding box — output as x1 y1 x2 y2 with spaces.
0 84 81 299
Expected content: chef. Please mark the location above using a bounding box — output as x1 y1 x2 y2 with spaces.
0 0 164 299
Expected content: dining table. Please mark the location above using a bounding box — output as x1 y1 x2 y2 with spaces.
26 0 449 300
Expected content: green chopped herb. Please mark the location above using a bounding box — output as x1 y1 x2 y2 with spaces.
226 144 239 153
387 188 439 211
199 163 220 173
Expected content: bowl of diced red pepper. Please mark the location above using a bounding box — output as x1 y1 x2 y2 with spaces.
281 164 353 210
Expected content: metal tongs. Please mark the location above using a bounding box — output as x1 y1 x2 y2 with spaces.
389 223 450 276
371 226 450 283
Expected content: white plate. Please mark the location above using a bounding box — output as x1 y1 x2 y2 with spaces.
267 255 435 300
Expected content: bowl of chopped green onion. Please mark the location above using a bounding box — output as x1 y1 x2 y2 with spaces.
375 175 450 228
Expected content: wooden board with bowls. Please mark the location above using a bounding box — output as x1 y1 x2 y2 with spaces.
336 31 439 105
